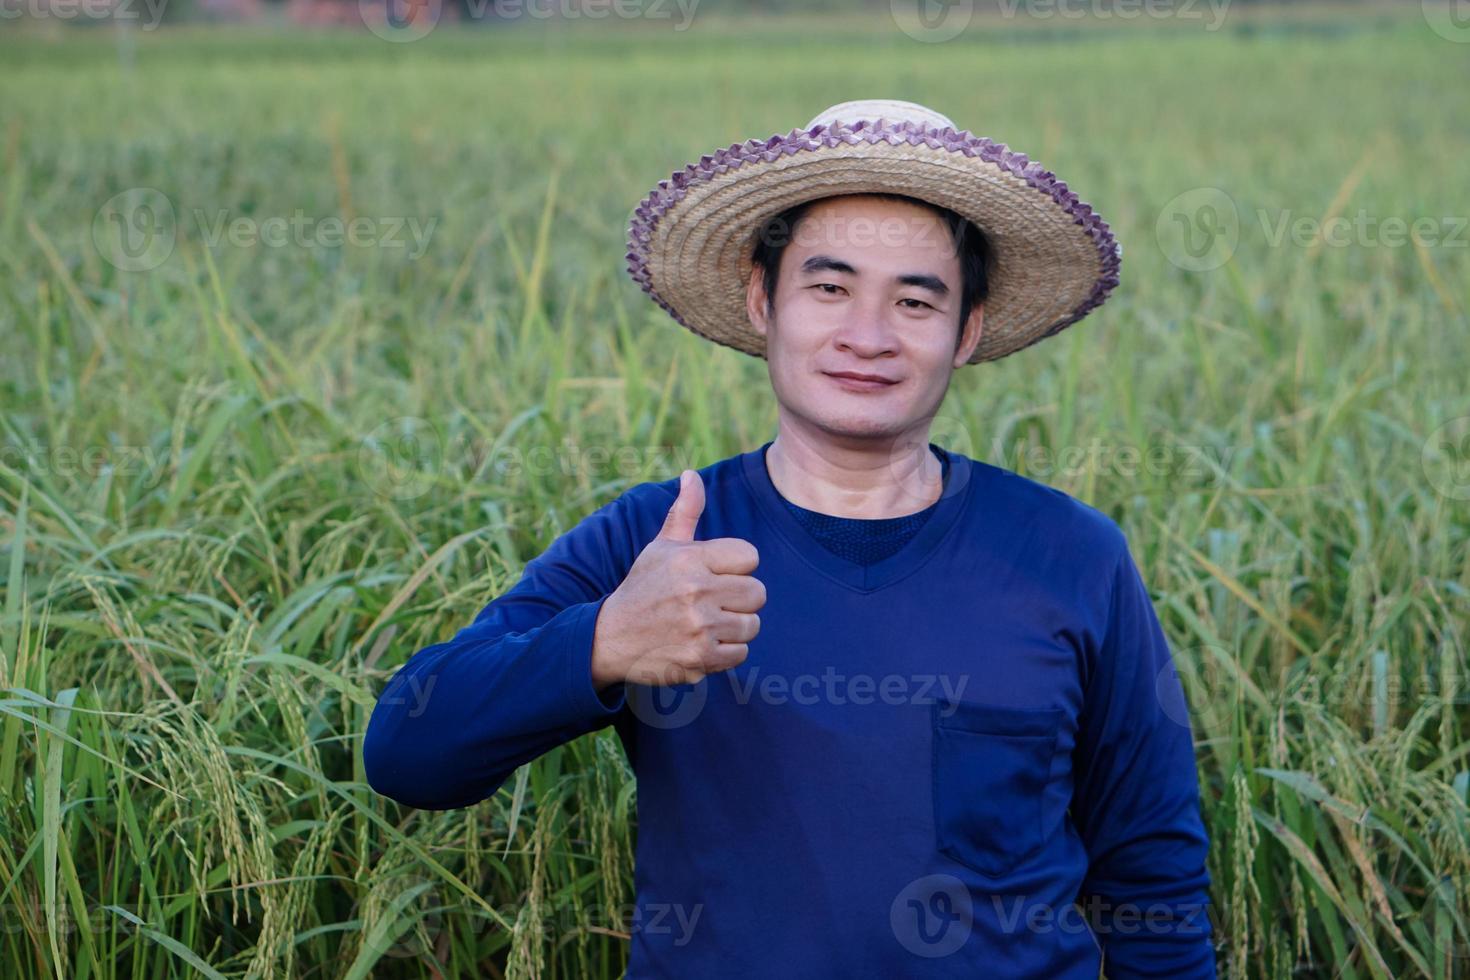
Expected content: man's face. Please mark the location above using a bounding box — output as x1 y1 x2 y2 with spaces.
745 195 985 445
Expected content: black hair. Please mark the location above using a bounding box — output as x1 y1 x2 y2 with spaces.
748 193 994 351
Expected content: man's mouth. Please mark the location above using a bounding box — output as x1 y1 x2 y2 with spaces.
824 371 900 391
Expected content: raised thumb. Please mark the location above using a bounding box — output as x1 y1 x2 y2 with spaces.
657 469 704 542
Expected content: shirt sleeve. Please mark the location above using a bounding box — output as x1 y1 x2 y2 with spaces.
1071 538 1217 978
361 489 649 810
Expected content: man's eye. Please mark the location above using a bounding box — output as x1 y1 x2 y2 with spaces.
813 283 845 295
899 298 934 310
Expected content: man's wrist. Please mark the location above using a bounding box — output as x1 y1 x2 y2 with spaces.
589 596 626 691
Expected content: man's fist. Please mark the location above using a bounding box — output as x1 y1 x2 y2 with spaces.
591 469 765 689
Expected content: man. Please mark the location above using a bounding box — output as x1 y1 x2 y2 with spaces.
363 99 1215 978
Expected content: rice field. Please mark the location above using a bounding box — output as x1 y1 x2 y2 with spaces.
1 7 1468 977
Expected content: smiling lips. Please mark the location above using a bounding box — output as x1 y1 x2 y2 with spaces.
824 370 900 392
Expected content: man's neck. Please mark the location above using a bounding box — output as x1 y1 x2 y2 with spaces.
764 432 945 519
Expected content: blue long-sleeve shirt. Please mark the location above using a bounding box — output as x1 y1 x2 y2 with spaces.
362 439 1216 978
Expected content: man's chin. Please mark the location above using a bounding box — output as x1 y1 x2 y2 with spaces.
807 415 917 443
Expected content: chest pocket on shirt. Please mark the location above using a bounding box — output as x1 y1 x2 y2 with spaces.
931 698 1064 878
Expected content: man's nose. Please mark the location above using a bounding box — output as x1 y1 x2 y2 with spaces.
832 295 897 356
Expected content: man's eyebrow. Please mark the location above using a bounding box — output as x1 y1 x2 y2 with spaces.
896 273 950 297
800 255 951 297
799 255 857 276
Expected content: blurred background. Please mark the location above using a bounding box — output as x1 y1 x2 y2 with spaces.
1 1 1468 977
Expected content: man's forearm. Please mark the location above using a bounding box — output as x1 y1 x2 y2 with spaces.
1080 879 1215 978
362 594 623 809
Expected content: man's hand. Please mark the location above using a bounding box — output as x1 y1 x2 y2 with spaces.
590 469 764 689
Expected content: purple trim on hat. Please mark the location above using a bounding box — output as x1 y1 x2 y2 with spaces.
624 118 1123 363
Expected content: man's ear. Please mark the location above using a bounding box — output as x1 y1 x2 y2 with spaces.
952 302 984 368
746 264 771 338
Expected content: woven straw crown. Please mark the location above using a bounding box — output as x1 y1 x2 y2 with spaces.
625 99 1121 366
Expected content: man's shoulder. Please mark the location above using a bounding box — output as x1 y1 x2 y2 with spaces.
957 451 1130 562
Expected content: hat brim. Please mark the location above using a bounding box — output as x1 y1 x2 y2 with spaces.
626 119 1122 365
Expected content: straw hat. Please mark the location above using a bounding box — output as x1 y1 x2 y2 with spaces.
625 99 1122 365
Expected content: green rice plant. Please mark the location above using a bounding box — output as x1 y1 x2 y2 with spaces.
0 8 1466 977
